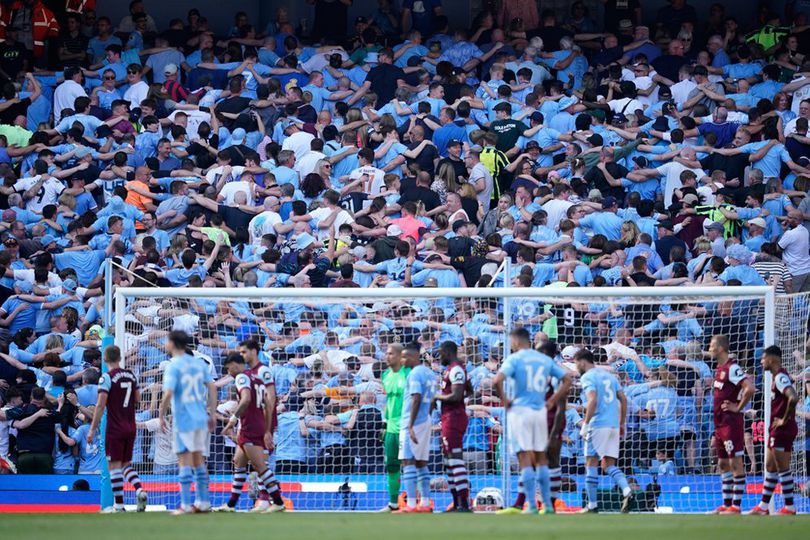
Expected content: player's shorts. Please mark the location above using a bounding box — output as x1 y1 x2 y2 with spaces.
441 413 468 455
237 431 266 449
508 406 548 453
106 434 135 463
584 427 620 459
384 432 400 469
768 424 798 452
174 429 209 454
398 422 431 462
714 423 745 459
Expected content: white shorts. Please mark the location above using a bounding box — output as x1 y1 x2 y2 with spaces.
584 427 620 459
508 406 548 453
398 422 431 462
174 429 209 455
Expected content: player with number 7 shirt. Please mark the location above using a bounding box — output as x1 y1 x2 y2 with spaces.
87 345 148 512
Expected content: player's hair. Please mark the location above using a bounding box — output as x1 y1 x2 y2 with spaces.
712 334 730 352
439 340 458 363
168 330 191 353
104 345 121 364
510 327 531 343
224 352 245 366
573 349 595 364
240 339 260 353
403 341 420 353
763 345 782 358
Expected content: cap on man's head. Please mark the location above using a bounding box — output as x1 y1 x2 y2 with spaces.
706 221 724 232
447 139 462 148
601 196 618 208
525 140 540 151
748 217 767 229
14 280 32 293
387 224 403 237
40 234 56 246
681 193 699 206
355 16 368 24
656 220 674 231
164 63 178 76
230 127 246 144
62 278 77 292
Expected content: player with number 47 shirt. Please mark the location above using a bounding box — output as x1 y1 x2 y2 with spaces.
87 345 148 512
216 340 285 513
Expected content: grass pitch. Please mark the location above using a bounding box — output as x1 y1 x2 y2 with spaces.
2 512 809 540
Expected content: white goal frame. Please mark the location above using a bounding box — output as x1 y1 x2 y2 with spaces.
112 285 777 512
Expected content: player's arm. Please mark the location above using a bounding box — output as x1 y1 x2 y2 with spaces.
206 378 217 432
435 367 465 404
617 389 627 437
547 372 572 410
158 388 173 432
224 385 251 434
774 383 799 428
408 390 421 443
580 389 597 436
86 390 108 443
264 382 277 450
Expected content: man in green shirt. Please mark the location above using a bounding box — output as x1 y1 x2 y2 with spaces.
380 343 411 511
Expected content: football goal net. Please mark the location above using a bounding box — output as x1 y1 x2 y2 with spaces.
109 285 807 513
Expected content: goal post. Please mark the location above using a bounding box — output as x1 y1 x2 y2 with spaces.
110 285 807 513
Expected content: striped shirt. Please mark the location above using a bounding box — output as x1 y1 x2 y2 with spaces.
751 260 791 293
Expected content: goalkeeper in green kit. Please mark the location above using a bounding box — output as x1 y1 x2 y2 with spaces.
379 343 411 512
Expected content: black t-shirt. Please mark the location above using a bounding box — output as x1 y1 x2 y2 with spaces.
448 236 475 258
0 41 28 81
461 196 480 226
528 26 573 50
216 96 251 127
399 184 441 211
651 55 689 84
370 236 398 263
224 144 252 167
490 119 527 153
699 152 749 191
603 0 641 31
655 235 688 264
220 204 253 232
437 156 467 181
406 141 439 176
365 64 406 104
339 192 368 214
6 404 57 454
584 162 628 200
0 96 30 125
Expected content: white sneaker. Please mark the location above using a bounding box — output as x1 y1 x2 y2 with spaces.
100 506 125 514
378 504 398 512
213 504 236 513
136 490 148 513
192 502 211 513
249 500 270 513
263 503 286 513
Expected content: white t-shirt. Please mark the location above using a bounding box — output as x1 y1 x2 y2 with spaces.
248 210 282 245
542 198 574 231
470 162 493 213
281 131 315 161
778 225 810 276
53 80 87 124
168 110 211 140
294 150 326 178
609 97 644 115
218 180 255 206
205 165 245 185
790 76 810 114
671 80 697 107
309 206 354 240
14 175 65 213
655 162 705 207
12 269 63 287
632 76 657 108
123 81 150 108
349 165 385 195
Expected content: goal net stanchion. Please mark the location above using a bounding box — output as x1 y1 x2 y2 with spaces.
111 285 803 513
773 291 810 513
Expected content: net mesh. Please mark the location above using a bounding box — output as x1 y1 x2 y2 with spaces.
112 287 807 513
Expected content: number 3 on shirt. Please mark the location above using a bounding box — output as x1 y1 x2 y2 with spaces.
602 380 615 404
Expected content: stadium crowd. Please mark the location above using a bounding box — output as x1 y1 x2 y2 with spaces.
0 0 807 495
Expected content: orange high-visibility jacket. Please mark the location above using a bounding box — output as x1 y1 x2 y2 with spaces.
65 0 97 15
0 1 60 58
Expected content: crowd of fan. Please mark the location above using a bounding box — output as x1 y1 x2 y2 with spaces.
0 0 808 477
